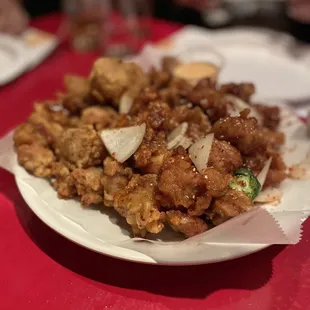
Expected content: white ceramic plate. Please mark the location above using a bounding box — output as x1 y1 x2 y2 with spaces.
0 28 58 86
13 26 310 265
16 177 268 265
0 35 27 85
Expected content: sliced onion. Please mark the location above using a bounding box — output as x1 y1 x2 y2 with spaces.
167 122 188 150
188 133 214 174
254 187 282 203
256 157 272 189
100 123 146 163
176 136 193 150
119 92 134 114
225 95 263 124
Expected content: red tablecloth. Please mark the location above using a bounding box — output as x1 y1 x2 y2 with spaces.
1 14 310 310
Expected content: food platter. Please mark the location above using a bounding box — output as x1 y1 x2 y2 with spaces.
16 175 269 265
2 26 310 265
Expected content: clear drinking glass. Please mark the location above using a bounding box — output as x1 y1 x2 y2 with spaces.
100 0 153 57
62 0 109 52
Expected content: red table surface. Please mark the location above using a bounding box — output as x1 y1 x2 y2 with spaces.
1 14 310 310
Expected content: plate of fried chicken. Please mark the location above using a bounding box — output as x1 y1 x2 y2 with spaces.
3 43 310 265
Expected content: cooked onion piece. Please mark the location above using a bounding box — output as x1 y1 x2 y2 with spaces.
167 122 188 150
255 187 282 203
256 157 272 188
176 136 193 150
188 133 214 174
119 92 134 114
225 95 262 124
100 123 146 163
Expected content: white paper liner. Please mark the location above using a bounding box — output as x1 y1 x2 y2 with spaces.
1 46 310 263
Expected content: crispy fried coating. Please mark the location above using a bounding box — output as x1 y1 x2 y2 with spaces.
58 125 106 169
90 58 147 105
220 83 255 102
114 174 164 236
207 189 253 226
51 162 77 199
81 106 119 130
133 128 169 174
166 210 208 238
208 139 242 174
169 105 212 141
71 167 104 206
188 193 212 217
14 123 49 147
204 167 232 197
212 113 267 155
158 148 206 208
102 157 133 207
17 144 55 177
64 75 90 96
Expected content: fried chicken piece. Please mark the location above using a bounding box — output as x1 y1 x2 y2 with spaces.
207 189 253 226
204 168 232 197
212 113 267 155
51 162 76 199
254 104 281 130
71 167 103 206
130 88 160 115
148 68 171 90
158 147 206 208
60 75 92 114
58 125 106 170
133 128 169 174
187 80 230 123
188 193 212 217
114 174 164 236
187 78 217 106
14 123 49 147
81 106 119 130
243 151 286 187
27 105 65 149
61 93 89 114
102 157 133 207
169 105 212 141
64 75 90 96
220 83 255 102
161 56 180 73
166 210 208 238
17 144 55 177
32 102 69 126
158 78 192 106
135 100 172 131
243 153 267 172
208 139 242 174
264 152 287 187
123 62 148 98
90 58 147 105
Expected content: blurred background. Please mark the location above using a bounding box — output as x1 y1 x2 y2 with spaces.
1 1 310 38
0 0 310 56
21 0 310 42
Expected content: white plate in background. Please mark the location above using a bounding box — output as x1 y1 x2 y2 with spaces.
0 28 58 86
0 35 27 85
